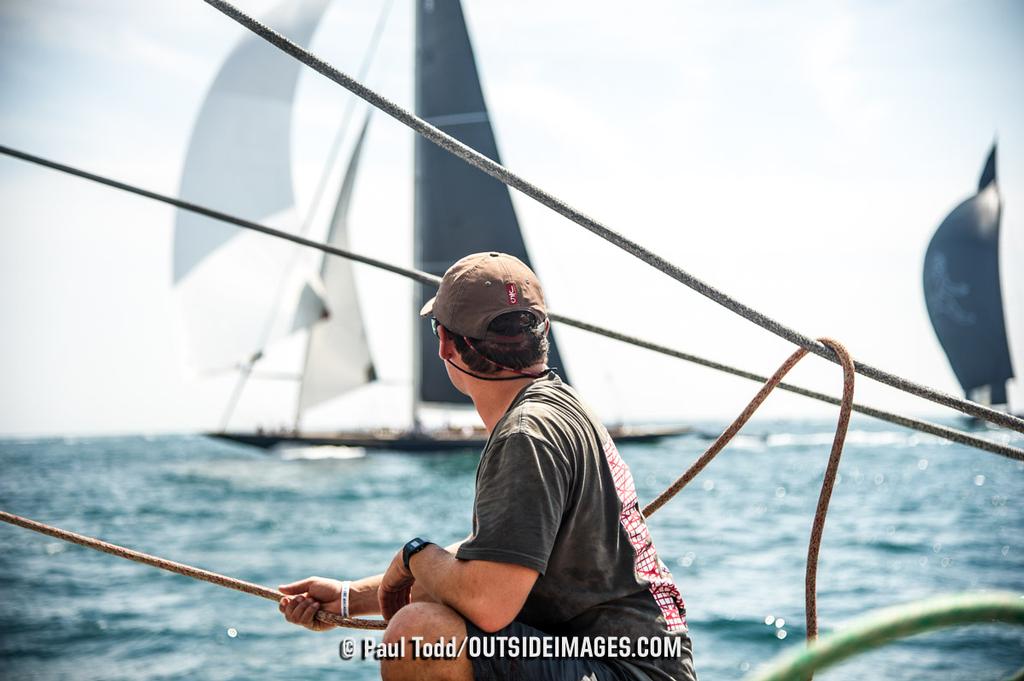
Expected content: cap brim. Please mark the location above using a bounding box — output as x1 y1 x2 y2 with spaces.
419 296 436 318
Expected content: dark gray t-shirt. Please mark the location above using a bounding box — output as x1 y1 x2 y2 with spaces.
456 374 696 681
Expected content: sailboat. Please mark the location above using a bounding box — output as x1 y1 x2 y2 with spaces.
923 143 1016 414
177 0 690 451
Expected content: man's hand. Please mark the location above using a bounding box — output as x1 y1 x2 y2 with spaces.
278 576 343 632
378 550 415 620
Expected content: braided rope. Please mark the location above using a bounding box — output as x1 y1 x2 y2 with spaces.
0 510 385 630
1 144 1020 461
201 0 1024 435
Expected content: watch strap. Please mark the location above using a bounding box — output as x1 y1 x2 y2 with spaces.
402 537 434 571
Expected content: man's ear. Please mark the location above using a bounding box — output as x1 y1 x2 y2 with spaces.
437 325 455 360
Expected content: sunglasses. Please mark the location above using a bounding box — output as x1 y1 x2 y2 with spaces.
430 317 441 338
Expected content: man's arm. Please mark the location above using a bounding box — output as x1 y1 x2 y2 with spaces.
379 434 566 632
379 543 538 633
279 538 468 631
277 574 378 631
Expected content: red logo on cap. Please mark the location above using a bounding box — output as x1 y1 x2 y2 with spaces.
506 283 518 305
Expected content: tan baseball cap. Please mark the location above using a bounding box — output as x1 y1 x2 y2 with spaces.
419 252 548 339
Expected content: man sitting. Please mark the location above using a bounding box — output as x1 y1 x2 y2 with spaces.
279 252 697 681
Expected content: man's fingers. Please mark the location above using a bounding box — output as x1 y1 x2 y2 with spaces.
381 587 410 621
278 578 313 595
301 600 320 626
284 596 308 623
280 595 323 630
380 590 392 620
291 597 320 627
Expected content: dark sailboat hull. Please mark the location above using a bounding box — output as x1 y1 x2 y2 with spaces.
208 425 693 452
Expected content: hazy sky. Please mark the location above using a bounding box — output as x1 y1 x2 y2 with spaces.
1 0 1022 436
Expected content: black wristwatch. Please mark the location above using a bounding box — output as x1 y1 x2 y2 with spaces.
402 537 434 571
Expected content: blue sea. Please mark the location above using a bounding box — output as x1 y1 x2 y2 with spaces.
1 418 1022 680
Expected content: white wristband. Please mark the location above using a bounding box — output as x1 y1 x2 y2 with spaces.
340 580 352 618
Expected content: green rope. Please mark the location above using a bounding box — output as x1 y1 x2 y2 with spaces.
1004 664 1024 681
746 592 1024 681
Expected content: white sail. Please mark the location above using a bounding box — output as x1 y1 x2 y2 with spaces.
173 0 331 370
293 278 331 333
297 113 377 414
177 219 328 372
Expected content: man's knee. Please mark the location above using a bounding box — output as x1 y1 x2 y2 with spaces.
383 602 464 645
381 603 472 681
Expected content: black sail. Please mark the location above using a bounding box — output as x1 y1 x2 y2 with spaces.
414 0 569 405
923 145 1014 405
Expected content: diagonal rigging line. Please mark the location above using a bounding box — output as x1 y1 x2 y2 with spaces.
1 144 1021 462
0 143 435 287
555 316 1023 461
202 0 1024 434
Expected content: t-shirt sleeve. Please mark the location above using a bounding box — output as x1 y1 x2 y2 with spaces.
455 433 568 574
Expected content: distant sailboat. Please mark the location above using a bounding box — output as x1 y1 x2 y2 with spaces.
177 0 689 450
923 144 1015 411
174 0 380 436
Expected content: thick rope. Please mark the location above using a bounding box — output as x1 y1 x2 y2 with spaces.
0 510 385 630
746 591 1024 681
803 339 855 647
643 337 856 659
202 0 1024 435
1 144 1021 462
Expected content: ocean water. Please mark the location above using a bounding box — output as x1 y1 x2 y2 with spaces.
0 418 1021 680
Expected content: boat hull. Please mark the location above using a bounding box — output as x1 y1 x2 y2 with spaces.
209 425 692 452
